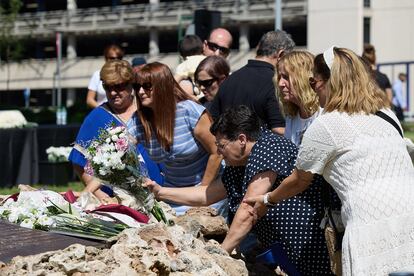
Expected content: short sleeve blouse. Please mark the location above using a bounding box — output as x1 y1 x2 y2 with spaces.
136 100 210 187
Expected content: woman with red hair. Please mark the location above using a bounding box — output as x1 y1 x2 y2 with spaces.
135 62 224 215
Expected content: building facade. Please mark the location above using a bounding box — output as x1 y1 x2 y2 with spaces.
0 0 413 118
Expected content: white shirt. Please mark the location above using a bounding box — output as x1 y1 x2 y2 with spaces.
296 109 414 275
284 108 322 146
88 70 107 105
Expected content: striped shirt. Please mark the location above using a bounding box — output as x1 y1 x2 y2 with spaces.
134 100 209 188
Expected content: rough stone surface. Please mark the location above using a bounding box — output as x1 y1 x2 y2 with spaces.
0 207 248 276
174 207 229 238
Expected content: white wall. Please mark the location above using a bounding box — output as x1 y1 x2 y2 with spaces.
371 0 414 118
308 0 363 55
370 0 414 63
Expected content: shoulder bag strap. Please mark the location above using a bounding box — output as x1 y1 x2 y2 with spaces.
375 111 403 138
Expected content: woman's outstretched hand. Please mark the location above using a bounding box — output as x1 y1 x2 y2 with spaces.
243 195 268 222
143 178 162 199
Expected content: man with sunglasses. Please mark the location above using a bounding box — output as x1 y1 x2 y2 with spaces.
203 28 233 59
210 30 295 135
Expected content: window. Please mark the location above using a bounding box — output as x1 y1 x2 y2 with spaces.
363 17 371 44
364 0 371 8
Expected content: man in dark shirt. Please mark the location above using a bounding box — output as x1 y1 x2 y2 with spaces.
209 30 295 135
362 44 393 105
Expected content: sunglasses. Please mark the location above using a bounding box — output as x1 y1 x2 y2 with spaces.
206 41 230 56
309 77 325 91
134 82 152 92
195 78 217 89
106 56 122 61
103 82 130 92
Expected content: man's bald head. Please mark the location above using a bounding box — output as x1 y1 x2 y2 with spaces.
203 28 233 58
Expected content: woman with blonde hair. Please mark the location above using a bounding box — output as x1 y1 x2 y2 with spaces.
135 62 225 215
245 47 414 275
276 50 320 146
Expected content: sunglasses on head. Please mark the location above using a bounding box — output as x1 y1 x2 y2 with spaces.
134 82 152 92
103 82 130 92
195 78 217 89
206 41 230 56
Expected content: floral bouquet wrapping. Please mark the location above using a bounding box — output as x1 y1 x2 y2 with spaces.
84 124 167 223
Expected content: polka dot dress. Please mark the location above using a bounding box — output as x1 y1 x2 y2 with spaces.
222 130 334 276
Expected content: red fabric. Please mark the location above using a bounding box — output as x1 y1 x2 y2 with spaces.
62 190 77 203
91 204 149 224
4 193 19 202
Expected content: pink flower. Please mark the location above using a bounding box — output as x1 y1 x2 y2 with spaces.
85 161 95 176
115 138 128 152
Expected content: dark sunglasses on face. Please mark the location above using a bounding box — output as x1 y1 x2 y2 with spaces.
134 82 152 92
195 78 217 89
106 56 122 61
309 77 325 91
206 41 230 56
103 82 129 92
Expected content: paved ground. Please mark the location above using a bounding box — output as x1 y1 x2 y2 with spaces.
0 221 105 263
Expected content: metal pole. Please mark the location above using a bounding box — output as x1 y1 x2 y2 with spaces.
275 0 282 30
56 32 62 108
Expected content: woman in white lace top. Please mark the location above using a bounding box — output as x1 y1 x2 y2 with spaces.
245 47 414 275
275 50 321 146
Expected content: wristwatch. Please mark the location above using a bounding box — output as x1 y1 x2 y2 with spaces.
263 192 277 207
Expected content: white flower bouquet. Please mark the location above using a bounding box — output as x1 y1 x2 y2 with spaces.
0 110 27 129
0 190 129 240
84 124 167 223
46 146 72 162
0 190 74 230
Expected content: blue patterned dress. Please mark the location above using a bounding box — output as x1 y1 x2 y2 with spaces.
222 130 333 276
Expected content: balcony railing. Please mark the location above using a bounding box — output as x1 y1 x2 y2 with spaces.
10 0 306 37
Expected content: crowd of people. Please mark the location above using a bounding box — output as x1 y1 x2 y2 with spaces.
69 28 414 276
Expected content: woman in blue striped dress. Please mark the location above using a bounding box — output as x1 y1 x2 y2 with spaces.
134 62 224 215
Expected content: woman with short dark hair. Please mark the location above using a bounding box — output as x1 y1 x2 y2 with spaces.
145 105 334 275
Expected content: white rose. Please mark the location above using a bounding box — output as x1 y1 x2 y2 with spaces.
8 210 20 223
111 135 119 142
38 215 55 227
20 218 35 229
99 168 107 176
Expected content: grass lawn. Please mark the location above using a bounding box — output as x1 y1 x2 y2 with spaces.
0 182 83 196
406 131 414 140
403 121 414 141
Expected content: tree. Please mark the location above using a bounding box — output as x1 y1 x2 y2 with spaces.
0 0 23 91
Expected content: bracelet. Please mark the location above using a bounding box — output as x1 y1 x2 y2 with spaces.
263 192 277 207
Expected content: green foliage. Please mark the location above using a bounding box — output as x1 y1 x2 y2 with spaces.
0 182 84 196
0 0 24 62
